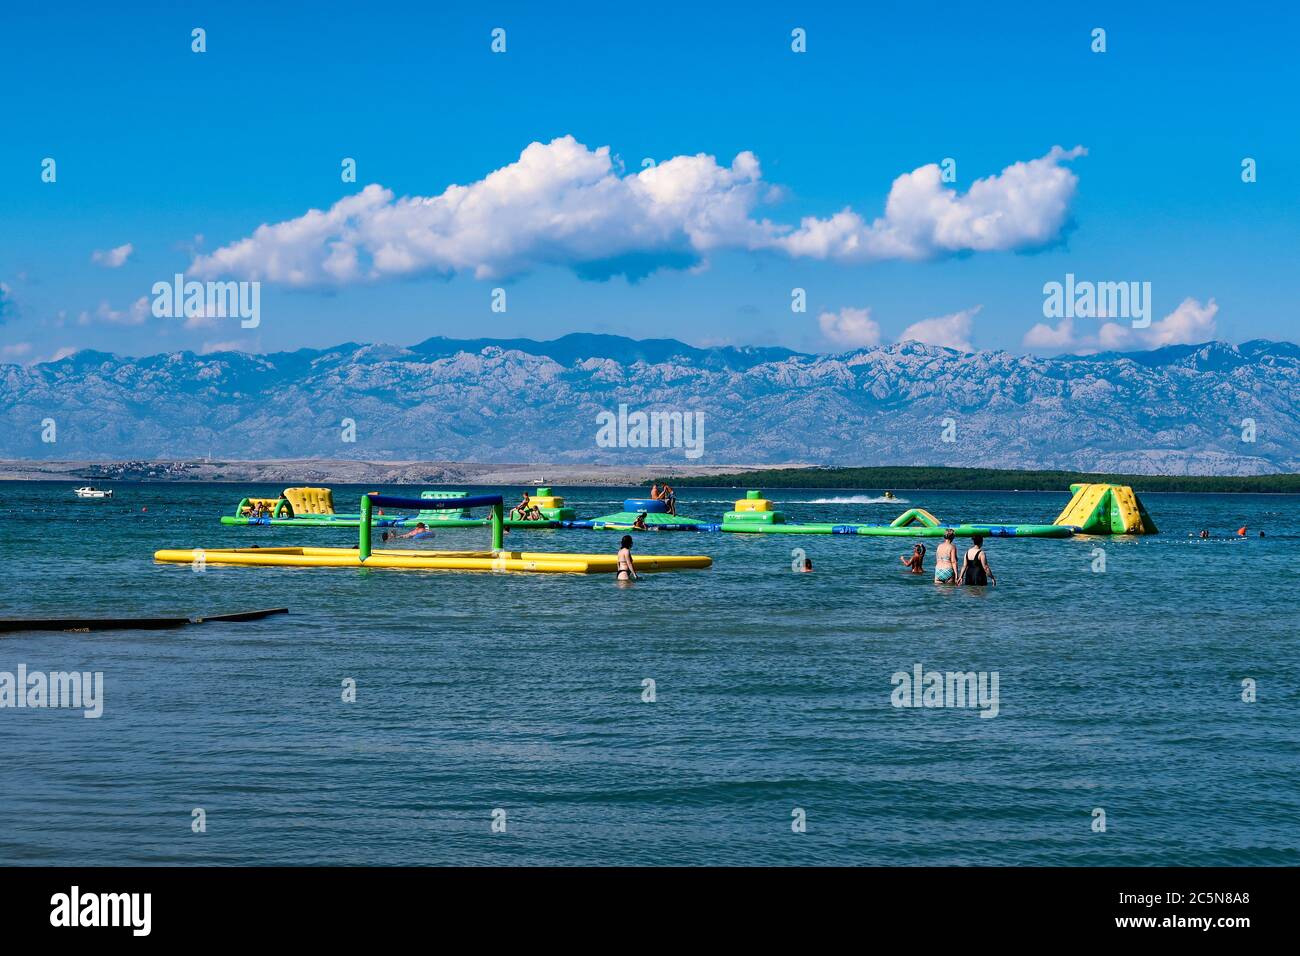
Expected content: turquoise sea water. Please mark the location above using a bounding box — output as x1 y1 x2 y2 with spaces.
0 481 1296 866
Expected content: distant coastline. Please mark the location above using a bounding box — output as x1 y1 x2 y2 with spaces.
0 458 761 488
3 459 1299 493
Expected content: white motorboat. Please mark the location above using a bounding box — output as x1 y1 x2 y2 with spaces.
73 486 113 499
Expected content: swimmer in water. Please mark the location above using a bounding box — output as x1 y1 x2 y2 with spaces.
616 534 638 582
1199 529 1210 539
396 522 431 539
958 534 995 586
900 543 926 574
933 529 958 585
801 557 813 573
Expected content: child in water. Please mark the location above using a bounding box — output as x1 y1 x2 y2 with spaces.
900 543 927 574
616 535 638 582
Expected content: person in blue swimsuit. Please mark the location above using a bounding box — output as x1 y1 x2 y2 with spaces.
933 529 958 584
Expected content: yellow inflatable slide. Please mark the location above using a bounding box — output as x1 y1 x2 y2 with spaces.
1053 483 1157 535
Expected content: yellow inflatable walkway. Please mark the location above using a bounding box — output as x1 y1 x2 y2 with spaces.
155 546 712 575
1053 483 1157 534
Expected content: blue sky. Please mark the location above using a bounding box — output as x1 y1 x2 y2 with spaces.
1 0 1296 362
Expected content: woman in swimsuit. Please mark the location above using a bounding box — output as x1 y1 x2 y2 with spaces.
616 534 639 582
933 529 958 584
900 543 927 574
958 534 995 586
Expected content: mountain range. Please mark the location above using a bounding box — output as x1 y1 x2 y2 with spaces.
3 334 1298 475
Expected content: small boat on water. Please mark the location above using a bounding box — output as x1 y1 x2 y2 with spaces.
73 486 113 499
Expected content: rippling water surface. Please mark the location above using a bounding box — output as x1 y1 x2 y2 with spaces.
0 481 1296 865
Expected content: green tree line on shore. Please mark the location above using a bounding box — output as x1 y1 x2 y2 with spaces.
660 466 1300 493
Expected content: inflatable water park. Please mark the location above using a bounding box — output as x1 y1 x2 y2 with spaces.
209 483 1158 541
556 486 1157 538
222 486 576 528
160 493 712 575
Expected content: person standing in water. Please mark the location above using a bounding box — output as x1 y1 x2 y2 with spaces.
933 529 958 585
899 543 926 574
958 534 995 586
616 534 639 582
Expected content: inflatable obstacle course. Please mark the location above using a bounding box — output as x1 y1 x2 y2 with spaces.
524 487 577 521
721 491 788 527
220 486 574 529
714 490 1073 537
1053 483 1157 534
417 487 574 527
283 486 335 515
162 493 713 575
564 496 719 531
221 486 388 527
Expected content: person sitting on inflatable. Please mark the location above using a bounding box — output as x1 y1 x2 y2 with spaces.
631 512 649 531
511 491 531 520
509 492 544 521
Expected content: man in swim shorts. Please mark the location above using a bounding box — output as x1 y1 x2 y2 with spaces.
933 529 958 584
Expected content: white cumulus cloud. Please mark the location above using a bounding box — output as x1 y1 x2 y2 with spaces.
77 297 151 326
900 306 980 352
818 306 882 347
191 137 1087 286
1023 297 1218 353
776 146 1086 263
92 243 134 268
